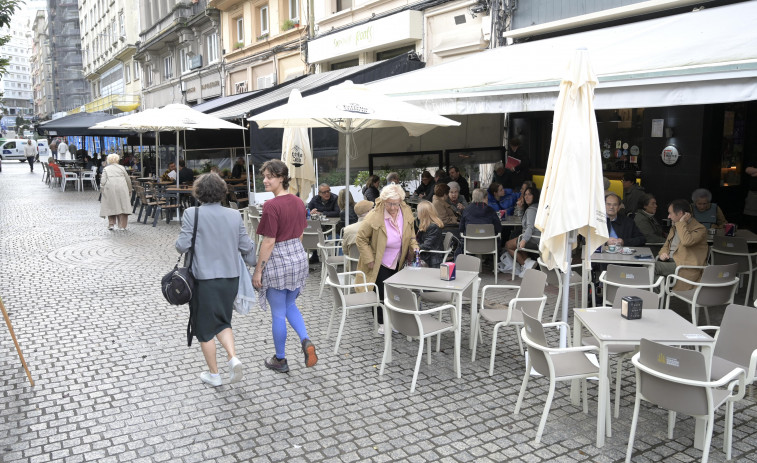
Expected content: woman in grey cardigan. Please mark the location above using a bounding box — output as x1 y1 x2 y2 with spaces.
175 173 257 387
502 186 540 277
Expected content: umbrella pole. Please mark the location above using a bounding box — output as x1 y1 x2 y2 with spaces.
344 121 353 228
139 132 144 176
252 164 256 201
176 130 180 188
243 127 251 203
560 230 577 348
155 131 160 177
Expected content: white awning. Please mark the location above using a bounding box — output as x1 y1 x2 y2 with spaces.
367 2 757 114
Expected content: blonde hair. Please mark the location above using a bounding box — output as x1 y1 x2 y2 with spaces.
379 183 406 202
107 153 120 165
417 200 444 231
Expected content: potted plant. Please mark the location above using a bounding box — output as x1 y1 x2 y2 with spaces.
256 33 268 41
281 19 298 31
234 41 244 50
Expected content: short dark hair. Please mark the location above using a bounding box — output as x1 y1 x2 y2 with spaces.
488 182 502 196
421 170 433 180
179 159 186 168
449 165 461 174
640 193 656 209
434 183 450 197
669 199 691 214
260 159 290 190
192 173 227 204
623 172 637 183
510 137 521 147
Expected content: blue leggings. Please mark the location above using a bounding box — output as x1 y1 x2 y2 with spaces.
267 287 309 359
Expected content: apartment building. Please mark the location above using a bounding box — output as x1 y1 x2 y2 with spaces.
134 0 224 108
30 9 55 120
0 25 34 126
78 0 142 114
46 0 88 113
208 0 308 95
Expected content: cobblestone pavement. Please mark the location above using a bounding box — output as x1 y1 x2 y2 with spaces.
1 161 756 463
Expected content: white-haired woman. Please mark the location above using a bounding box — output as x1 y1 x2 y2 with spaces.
446 181 468 217
100 153 133 230
356 183 419 334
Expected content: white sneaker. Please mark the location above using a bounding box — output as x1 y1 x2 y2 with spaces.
200 371 222 387
228 357 244 384
523 258 536 271
377 325 385 335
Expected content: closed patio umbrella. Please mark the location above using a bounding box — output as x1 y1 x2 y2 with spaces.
534 49 609 344
250 80 460 227
280 90 316 199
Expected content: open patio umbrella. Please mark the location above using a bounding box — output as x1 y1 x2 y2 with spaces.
91 104 246 187
534 49 609 346
250 80 460 226
280 90 316 199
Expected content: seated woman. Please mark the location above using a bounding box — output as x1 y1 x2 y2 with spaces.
48 157 62 179
336 189 358 235
487 182 518 215
362 175 380 203
691 188 727 229
634 193 667 244
416 201 446 268
460 188 503 237
432 183 459 228
446 181 468 218
503 186 540 277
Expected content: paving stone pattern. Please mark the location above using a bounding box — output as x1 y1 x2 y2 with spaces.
1 162 756 462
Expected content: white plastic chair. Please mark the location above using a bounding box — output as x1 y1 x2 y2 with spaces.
317 231 344 297
709 236 757 305
419 231 455 266
665 263 739 325
59 167 79 192
538 257 595 322
79 166 98 191
462 223 499 283
598 264 663 308
626 339 746 463
511 233 541 280
324 264 382 354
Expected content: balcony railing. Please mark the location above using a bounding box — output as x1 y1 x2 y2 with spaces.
67 94 141 115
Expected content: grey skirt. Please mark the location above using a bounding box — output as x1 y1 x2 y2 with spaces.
190 277 238 343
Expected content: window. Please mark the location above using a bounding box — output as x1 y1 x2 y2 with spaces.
260 6 269 35
206 32 218 63
330 58 358 70
133 61 140 80
163 55 173 79
289 0 299 20
124 62 130 82
336 0 352 12
179 48 191 74
144 64 152 85
111 19 117 41
119 12 125 36
235 17 244 43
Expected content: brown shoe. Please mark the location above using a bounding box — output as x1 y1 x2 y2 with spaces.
264 355 289 373
302 339 318 367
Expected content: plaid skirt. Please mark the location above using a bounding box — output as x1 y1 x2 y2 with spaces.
257 238 308 311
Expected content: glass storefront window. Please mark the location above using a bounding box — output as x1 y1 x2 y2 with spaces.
720 103 745 187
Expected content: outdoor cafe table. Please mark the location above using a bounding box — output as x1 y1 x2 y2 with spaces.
501 215 521 228
590 246 656 282
707 228 757 244
384 267 480 364
571 308 714 448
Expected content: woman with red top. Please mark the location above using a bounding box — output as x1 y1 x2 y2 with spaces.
253 159 317 373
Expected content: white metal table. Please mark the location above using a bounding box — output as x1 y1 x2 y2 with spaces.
384 267 480 371
572 308 714 448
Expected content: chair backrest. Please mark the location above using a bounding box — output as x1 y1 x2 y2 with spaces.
248 205 259 217
714 304 757 381
603 264 652 303
385 285 421 337
522 313 551 377
695 263 739 306
612 287 661 310
637 338 709 416
710 236 752 274
464 224 497 254
301 220 321 251
325 263 343 302
516 269 548 318
455 254 481 299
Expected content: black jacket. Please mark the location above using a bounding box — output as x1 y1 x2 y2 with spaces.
414 180 436 202
307 193 340 217
454 175 471 202
178 167 194 184
363 185 380 203
417 223 445 268
459 203 503 235
607 214 646 246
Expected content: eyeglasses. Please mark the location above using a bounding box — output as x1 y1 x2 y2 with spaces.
385 201 401 208
319 190 330 194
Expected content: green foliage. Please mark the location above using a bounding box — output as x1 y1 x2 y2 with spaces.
281 19 297 31
353 166 423 190
0 1 21 78
201 161 216 173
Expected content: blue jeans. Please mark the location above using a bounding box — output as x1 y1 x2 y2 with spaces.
266 287 309 359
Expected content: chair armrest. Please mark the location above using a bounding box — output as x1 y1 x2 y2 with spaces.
632 353 746 389
674 264 707 275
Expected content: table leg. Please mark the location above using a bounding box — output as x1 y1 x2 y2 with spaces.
469 278 480 350
455 289 462 378
571 316 583 405
384 283 392 364
596 344 610 447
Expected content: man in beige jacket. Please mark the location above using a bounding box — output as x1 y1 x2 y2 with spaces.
655 199 708 290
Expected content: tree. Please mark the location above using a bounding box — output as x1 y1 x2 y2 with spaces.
0 0 22 90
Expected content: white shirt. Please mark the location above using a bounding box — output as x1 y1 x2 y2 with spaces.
57 142 70 160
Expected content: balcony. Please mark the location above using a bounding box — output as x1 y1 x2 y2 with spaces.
82 93 141 113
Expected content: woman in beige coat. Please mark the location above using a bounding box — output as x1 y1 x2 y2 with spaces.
432 183 459 227
356 183 419 334
100 153 133 230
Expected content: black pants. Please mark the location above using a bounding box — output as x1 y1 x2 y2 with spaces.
27 156 35 171
374 264 398 324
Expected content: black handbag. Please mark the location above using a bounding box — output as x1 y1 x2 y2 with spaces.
161 209 198 306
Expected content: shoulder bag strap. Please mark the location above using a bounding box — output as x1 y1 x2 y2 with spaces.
187 207 199 268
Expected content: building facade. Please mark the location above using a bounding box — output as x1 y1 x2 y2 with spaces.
78 0 142 114
134 0 224 109
0 24 34 129
208 0 308 97
30 9 55 121
46 0 88 114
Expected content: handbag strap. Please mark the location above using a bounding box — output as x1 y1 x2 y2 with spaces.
187 207 199 268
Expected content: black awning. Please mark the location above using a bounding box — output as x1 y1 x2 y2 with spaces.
37 112 134 136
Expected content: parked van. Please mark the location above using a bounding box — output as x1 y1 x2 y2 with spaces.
0 139 50 161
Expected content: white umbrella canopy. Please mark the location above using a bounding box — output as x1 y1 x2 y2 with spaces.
280 90 316 199
534 49 609 341
91 104 245 186
250 80 460 226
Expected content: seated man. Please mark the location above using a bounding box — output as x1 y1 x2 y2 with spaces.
691 188 727 229
307 183 340 217
655 199 708 290
161 162 176 181
414 170 436 201
605 192 645 247
231 157 245 178
178 159 194 184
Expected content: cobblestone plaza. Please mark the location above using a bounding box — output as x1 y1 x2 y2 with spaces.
1 162 756 462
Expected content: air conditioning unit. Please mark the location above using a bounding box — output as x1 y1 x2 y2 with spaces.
235 81 248 94
256 73 274 89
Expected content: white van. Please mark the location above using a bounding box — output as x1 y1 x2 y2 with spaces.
0 139 50 161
